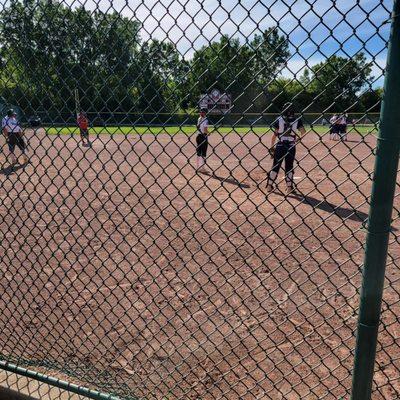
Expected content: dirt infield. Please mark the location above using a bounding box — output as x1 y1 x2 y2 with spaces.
0 129 398 400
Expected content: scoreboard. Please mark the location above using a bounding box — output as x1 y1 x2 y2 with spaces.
199 89 232 114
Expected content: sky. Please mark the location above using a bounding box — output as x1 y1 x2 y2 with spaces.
67 0 392 87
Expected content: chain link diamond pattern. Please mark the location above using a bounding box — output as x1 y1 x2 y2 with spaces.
0 0 398 399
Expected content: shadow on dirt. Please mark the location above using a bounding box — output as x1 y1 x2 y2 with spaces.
199 170 251 189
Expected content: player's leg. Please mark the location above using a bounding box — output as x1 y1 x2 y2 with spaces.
196 134 203 170
201 136 209 172
80 128 85 145
16 135 28 163
196 134 208 171
339 124 345 140
267 143 284 192
284 143 296 194
83 129 90 145
333 125 339 141
7 134 17 165
196 135 209 172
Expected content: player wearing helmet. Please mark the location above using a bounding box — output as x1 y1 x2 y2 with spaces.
266 103 306 194
1 109 28 165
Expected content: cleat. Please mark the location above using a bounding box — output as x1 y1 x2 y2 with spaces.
198 166 210 174
286 186 296 195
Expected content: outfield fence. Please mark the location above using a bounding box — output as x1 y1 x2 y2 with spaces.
31 112 381 128
0 1 399 400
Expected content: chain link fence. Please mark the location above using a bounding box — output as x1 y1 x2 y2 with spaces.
0 0 398 399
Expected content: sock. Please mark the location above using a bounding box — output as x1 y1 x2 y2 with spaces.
268 170 278 187
286 171 294 188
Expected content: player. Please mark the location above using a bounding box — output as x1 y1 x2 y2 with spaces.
77 111 90 146
196 108 210 172
2 109 28 165
329 114 339 141
266 103 306 194
338 113 348 141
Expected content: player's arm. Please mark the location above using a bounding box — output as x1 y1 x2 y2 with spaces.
298 126 306 139
270 119 279 149
204 120 209 135
268 128 278 158
297 119 306 142
2 124 8 138
271 129 278 147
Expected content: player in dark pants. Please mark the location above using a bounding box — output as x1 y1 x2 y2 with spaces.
77 111 90 146
329 114 339 141
267 103 306 194
2 109 28 165
196 108 210 172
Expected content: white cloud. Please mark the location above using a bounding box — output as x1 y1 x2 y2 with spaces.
65 0 390 79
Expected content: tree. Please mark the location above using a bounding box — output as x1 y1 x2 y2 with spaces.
250 27 290 86
135 40 189 116
187 29 290 112
187 35 253 111
266 77 313 113
359 88 382 112
306 54 373 112
0 0 141 120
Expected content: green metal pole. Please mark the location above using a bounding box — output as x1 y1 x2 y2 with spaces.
351 2 400 399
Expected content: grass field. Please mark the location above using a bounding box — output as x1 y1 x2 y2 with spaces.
44 125 378 136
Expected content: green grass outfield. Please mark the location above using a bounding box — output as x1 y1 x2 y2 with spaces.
44 125 377 136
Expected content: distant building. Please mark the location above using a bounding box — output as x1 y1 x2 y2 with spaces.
199 89 231 114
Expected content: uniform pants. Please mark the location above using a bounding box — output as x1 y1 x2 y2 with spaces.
8 133 26 153
330 125 339 136
268 141 296 187
80 128 89 139
196 134 208 158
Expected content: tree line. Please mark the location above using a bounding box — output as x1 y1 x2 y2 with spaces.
0 0 381 123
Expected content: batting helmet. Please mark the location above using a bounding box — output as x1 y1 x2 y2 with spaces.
282 103 294 117
7 109 16 117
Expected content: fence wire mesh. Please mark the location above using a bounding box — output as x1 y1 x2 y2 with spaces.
0 0 398 399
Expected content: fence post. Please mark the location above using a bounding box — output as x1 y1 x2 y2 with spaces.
350 1 400 399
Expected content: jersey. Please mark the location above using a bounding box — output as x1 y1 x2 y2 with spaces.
330 115 339 125
77 115 89 130
197 116 208 135
2 116 21 134
273 115 303 142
